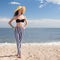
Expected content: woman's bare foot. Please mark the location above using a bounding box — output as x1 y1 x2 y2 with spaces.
15 54 21 58
17 55 21 58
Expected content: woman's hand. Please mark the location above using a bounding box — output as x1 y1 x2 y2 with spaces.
22 26 26 30
12 26 16 30
14 26 17 30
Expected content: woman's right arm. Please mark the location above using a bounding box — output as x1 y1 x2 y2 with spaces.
8 17 16 28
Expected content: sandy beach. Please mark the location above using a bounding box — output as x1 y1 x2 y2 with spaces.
0 42 60 60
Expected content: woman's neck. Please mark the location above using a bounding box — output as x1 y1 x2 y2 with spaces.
18 14 23 16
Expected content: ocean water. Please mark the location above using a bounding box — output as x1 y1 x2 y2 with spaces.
0 28 60 43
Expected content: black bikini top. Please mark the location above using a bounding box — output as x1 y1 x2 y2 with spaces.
16 19 25 23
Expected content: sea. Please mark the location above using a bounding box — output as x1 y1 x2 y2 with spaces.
0 28 60 43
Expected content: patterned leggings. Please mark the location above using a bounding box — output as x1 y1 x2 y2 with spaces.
14 27 24 56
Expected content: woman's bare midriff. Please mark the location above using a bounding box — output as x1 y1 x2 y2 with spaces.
16 22 24 28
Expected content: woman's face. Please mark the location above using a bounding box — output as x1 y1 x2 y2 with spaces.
18 9 23 15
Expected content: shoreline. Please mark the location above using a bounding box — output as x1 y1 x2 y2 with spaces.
0 42 60 45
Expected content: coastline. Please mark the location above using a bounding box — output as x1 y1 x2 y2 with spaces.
0 42 60 45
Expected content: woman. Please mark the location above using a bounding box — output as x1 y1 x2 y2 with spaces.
8 6 28 58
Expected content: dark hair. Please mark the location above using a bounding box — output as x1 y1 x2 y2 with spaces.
14 10 19 16
14 10 23 16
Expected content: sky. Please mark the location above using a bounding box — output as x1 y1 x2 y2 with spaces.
0 0 60 28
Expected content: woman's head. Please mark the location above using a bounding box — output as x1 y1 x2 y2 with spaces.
14 6 26 16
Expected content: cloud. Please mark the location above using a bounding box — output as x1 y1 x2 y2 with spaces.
28 19 60 28
46 0 60 4
37 0 60 8
9 1 20 5
39 4 44 8
0 18 10 22
0 17 60 28
0 18 15 28
37 0 47 8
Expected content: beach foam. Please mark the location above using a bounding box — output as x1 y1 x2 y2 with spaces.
0 42 60 45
